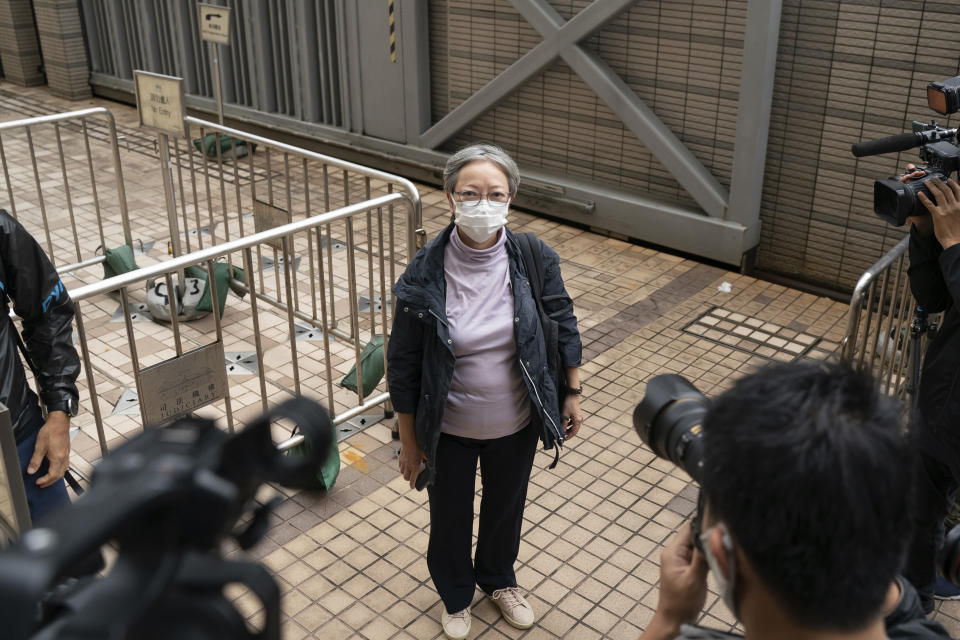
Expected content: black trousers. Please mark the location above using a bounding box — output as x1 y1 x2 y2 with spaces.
427 423 539 614
904 445 960 613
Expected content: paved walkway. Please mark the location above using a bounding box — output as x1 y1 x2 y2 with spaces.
1 83 957 639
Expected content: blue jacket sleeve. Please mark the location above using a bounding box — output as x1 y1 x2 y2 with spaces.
386 300 423 414
539 240 582 368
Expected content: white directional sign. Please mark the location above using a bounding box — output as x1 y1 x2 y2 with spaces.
198 3 231 45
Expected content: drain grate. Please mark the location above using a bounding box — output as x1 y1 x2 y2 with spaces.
293 323 325 341
225 352 258 375
110 303 153 323
684 307 819 361
358 294 391 314
335 413 385 443
260 255 301 273
188 224 217 237
111 388 140 415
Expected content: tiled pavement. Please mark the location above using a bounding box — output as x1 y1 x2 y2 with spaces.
2 83 959 638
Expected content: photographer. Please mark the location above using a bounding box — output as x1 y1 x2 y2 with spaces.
639 362 950 640
0 208 80 522
899 167 960 612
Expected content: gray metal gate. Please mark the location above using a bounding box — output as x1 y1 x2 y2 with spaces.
0 107 132 275
82 0 346 126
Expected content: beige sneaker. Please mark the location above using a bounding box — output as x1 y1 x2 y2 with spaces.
490 587 535 629
441 606 471 640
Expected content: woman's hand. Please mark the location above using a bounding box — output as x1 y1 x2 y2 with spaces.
398 443 426 489
562 394 583 440
396 412 427 489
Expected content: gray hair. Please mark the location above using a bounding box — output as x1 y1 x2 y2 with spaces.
443 144 520 195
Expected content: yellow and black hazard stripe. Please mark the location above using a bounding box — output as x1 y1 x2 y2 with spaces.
388 0 397 63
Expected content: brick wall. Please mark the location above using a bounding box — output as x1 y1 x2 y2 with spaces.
0 0 45 86
33 0 91 99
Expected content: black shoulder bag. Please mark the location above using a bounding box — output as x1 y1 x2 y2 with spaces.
517 233 571 467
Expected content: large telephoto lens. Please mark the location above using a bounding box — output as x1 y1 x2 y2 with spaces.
633 374 708 483
874 170 947 227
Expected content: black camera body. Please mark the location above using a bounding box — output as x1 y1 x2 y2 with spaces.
0 398 332 640
873 134 960 227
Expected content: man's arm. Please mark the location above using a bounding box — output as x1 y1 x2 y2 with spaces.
640 522 709 640
907 222 950 312
909 177 960 313
0 211 79 486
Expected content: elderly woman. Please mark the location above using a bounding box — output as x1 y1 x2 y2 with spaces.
387 144 583 639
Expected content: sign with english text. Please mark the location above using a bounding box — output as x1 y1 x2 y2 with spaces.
134 70 186 138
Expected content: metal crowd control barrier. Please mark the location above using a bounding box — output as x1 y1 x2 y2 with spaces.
153 116 423 351
840 235 922 402
70 192 414 457
0 108 132 275
0 403 30 544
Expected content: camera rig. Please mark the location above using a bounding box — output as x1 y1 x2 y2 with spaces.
0 397 332 640
851 76 960 226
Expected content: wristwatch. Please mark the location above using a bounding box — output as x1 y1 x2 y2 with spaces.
46 395 79 417
566 386 583 396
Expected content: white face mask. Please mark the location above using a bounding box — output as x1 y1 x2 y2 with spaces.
454 201 508 244
700 523 738 619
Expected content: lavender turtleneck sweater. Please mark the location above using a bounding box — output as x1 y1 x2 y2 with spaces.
440 228 530 439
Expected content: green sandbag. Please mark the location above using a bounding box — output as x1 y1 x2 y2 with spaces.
340 336 385 399
286 431 340 491
183 263 245 316
192 133 256 159
102 244 138 279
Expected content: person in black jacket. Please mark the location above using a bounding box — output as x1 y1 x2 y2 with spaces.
0 208 80 523
898 170 960 612
638 362 951 640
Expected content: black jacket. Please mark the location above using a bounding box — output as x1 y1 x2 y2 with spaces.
908 226 960 460
386 224 581 486
674 578 951 638
0 209 80 444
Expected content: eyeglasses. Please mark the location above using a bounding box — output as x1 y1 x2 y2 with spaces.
453 190 512 207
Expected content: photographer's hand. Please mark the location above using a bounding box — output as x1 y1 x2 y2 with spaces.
917 177 960 249
640 522 709 640
901 164 935 236
29 411 70 488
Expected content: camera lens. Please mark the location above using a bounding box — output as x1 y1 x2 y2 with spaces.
873 170 946 227
633 374 708 483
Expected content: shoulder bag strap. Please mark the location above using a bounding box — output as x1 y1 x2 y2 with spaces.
519 233 546 305
517 233 561 468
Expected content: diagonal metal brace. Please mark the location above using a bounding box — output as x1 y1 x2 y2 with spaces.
418 0 635 149
420 0 730 219
516 0 729 218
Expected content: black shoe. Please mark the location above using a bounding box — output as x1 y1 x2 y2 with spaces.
934 576 960 601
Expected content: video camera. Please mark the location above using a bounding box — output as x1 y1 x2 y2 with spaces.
0 397 332 640
852 76 960 226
